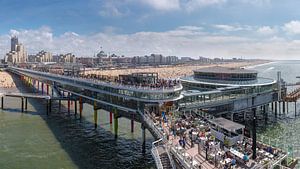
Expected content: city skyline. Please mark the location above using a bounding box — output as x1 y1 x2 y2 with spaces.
1 0 300 59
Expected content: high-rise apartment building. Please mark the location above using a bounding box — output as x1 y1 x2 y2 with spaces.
11 36 18 51
5 36 28 64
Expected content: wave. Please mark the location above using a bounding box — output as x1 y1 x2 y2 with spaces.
245 61 277 69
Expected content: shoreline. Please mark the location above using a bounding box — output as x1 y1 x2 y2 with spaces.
0 71 15 88
84 60 271 79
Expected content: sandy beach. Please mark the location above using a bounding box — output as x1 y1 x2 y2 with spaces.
0 71 15 88
84 60 269 79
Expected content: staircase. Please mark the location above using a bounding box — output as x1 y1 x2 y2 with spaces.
159 149 173 169
152 143 175 169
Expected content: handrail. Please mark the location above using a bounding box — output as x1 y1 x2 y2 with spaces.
9 67 183 92
151 143 164 169
165 143 176 169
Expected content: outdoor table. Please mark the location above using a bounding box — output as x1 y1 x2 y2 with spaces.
258 149 264 154
199 137 207 141
230 148 244 159
192 160 199 167
268 154 274 158
218 151 225 155
225 158 231 164
220 160 226 166
209 142 215 146
264 152 270 157
192 132 198 140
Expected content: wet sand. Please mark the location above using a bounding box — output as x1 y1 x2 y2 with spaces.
0 71 15 88
85 60 269 79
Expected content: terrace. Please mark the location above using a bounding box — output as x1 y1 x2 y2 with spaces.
146 109 289 169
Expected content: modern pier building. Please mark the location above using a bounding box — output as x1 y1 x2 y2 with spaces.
179 66 278 117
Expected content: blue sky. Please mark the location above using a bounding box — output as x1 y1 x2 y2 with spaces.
1 0 300 59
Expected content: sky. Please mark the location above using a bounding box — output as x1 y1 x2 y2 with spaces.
1 0 300 59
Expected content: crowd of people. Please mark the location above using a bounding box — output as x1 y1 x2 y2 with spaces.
76 73 181 89
148 109 287 169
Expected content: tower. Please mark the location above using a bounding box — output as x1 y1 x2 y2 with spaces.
11 36 18 51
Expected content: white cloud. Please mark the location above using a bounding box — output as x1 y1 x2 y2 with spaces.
283 20 300 34
99 0 130 17
213 24 254 32
98 0 271 15
240 0 272 6
214 24 243 31
257 26 277 35
141 0 180 11
1 25 300 60
184 0 226 12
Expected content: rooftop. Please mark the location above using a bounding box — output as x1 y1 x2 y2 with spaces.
194 66 258 74
209 117 245 132
180 76 276 86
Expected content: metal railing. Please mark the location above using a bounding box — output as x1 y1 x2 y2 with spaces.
10 67 183 93
151 138 164 169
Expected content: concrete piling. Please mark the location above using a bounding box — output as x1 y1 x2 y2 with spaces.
21 97 24 112
109 112 113 124
94 101 97 128
25 98 28 111
114 108 118 138
79 97 83 120
131 114 134 133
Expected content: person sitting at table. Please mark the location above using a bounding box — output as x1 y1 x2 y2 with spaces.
267 146 273 154
243 153 249 164
223 163 229 169
231 158 236 166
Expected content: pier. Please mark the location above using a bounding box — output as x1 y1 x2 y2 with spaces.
5 66 297 169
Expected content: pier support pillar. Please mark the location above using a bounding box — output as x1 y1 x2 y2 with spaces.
21 97 24 112
74 100 77 117
25 98 28 111
41 83 44 94
67 93 70 115
114 108 118 138
46 100 49 115
271 102 274 111
49 99 52 114
131 114 134 133
94 101 98 129
79 97 83 120
109 112 113 124
295 101 297 117
275 102 278 117
37 81 40 92
59 100 61 113
1 97 3 109
279 101 281 115
141 123 146 152
46 84 49 95
283 101 286 113
287 102 289 113
264 105 267 124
